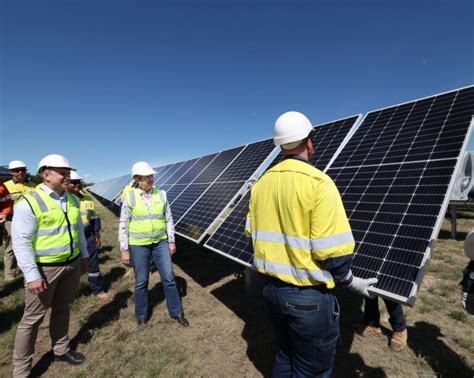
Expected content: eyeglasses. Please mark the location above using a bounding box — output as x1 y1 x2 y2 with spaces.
11 168 26 173
69 181 82 186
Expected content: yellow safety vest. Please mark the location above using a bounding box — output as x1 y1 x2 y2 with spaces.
79 194 97 226
4 180 35 202
22 189 81 264
245 158 355 288
127 188 168 246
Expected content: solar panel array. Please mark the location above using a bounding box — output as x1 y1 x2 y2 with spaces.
174 139 277 242
88 86 474 305
205 115 362 265
326 86 474 303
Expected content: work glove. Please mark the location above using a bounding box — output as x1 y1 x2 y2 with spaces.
347 276 378 298
460 261 474 312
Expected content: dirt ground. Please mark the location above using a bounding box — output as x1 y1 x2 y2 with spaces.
0 199 473 377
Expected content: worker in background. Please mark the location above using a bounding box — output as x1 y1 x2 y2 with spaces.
0 182 13 281
461 229 474 314
67 171 108 300
115 181 137 206
119 161 189 327
3 160 35 282
11 154 89 377
245 111 377 377
358 297 407 351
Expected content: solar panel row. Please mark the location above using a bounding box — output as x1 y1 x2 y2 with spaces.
88 85 474 305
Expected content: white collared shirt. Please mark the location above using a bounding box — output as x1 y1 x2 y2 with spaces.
11 184 89 283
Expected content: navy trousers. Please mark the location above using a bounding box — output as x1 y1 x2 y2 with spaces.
87 234 105 295
364 297 406 332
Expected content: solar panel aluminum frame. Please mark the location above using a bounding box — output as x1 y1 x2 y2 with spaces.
367 115 473 306
174 139 278 243
204 114 364 266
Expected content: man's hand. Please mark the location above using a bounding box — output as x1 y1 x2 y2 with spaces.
0 214 6 224
169 242 176 256
121 250 131 266
26 278 48 295
347 276 378 298
95 237 102 249
81 258 89 275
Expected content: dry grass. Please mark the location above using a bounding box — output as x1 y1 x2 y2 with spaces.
0 201 473 377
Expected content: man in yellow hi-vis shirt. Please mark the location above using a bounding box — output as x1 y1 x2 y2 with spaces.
3 160 35 282
246 111 377 377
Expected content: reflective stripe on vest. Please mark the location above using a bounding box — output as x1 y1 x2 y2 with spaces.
251 230 354 254
127 188 167 246
24 189 81 264
253 257 334 283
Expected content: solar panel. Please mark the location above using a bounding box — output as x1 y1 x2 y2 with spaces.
170 146 245 224
326 86 474 304
155 162 186 187
205 115 362 265
161 158 200 186
175 139 279 242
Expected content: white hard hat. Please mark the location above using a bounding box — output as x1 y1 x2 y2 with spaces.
70 171 82 181
273 111 313 150
131 161 157 178
9 160 27 170
465 229 474 260
37 154 75 173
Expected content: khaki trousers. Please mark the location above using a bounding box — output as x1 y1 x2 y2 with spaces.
12 258 81 378
2 220 18 280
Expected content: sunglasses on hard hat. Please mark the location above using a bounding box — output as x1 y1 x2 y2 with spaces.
11 168 26 173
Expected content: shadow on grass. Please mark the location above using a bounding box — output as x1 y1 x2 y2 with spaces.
0 303 24 333
437 229 468 241
0 277 24 299
173 237 242 287
102 266 126 292
98 245 114 253
211 274 274 377
332 287 386 378
98 254 113 265
148 275 188 318
211 275 385 377
408 321 474 377
30 289 133 376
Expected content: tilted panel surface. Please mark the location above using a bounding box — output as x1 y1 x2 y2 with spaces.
176 139 279 241
327 86 474 303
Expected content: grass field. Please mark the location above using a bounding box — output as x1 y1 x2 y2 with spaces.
1 199 473 377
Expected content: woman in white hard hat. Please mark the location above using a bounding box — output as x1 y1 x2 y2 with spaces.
118 161 188 326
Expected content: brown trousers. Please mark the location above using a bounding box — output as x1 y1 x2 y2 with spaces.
12 258 81 378
2 220 18 280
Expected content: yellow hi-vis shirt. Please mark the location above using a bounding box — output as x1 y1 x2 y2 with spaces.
4 180 35 202
245 158 355 288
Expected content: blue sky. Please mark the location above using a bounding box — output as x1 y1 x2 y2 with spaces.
1 0 473 182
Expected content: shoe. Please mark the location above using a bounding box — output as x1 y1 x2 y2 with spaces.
390 329 407 352
54 349 86 365
95 292 109 300
357 324 382 336
171 313 189 327
137 319 148 327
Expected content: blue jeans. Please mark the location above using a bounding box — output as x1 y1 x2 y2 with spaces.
263 280 340 378
129 240 182 321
